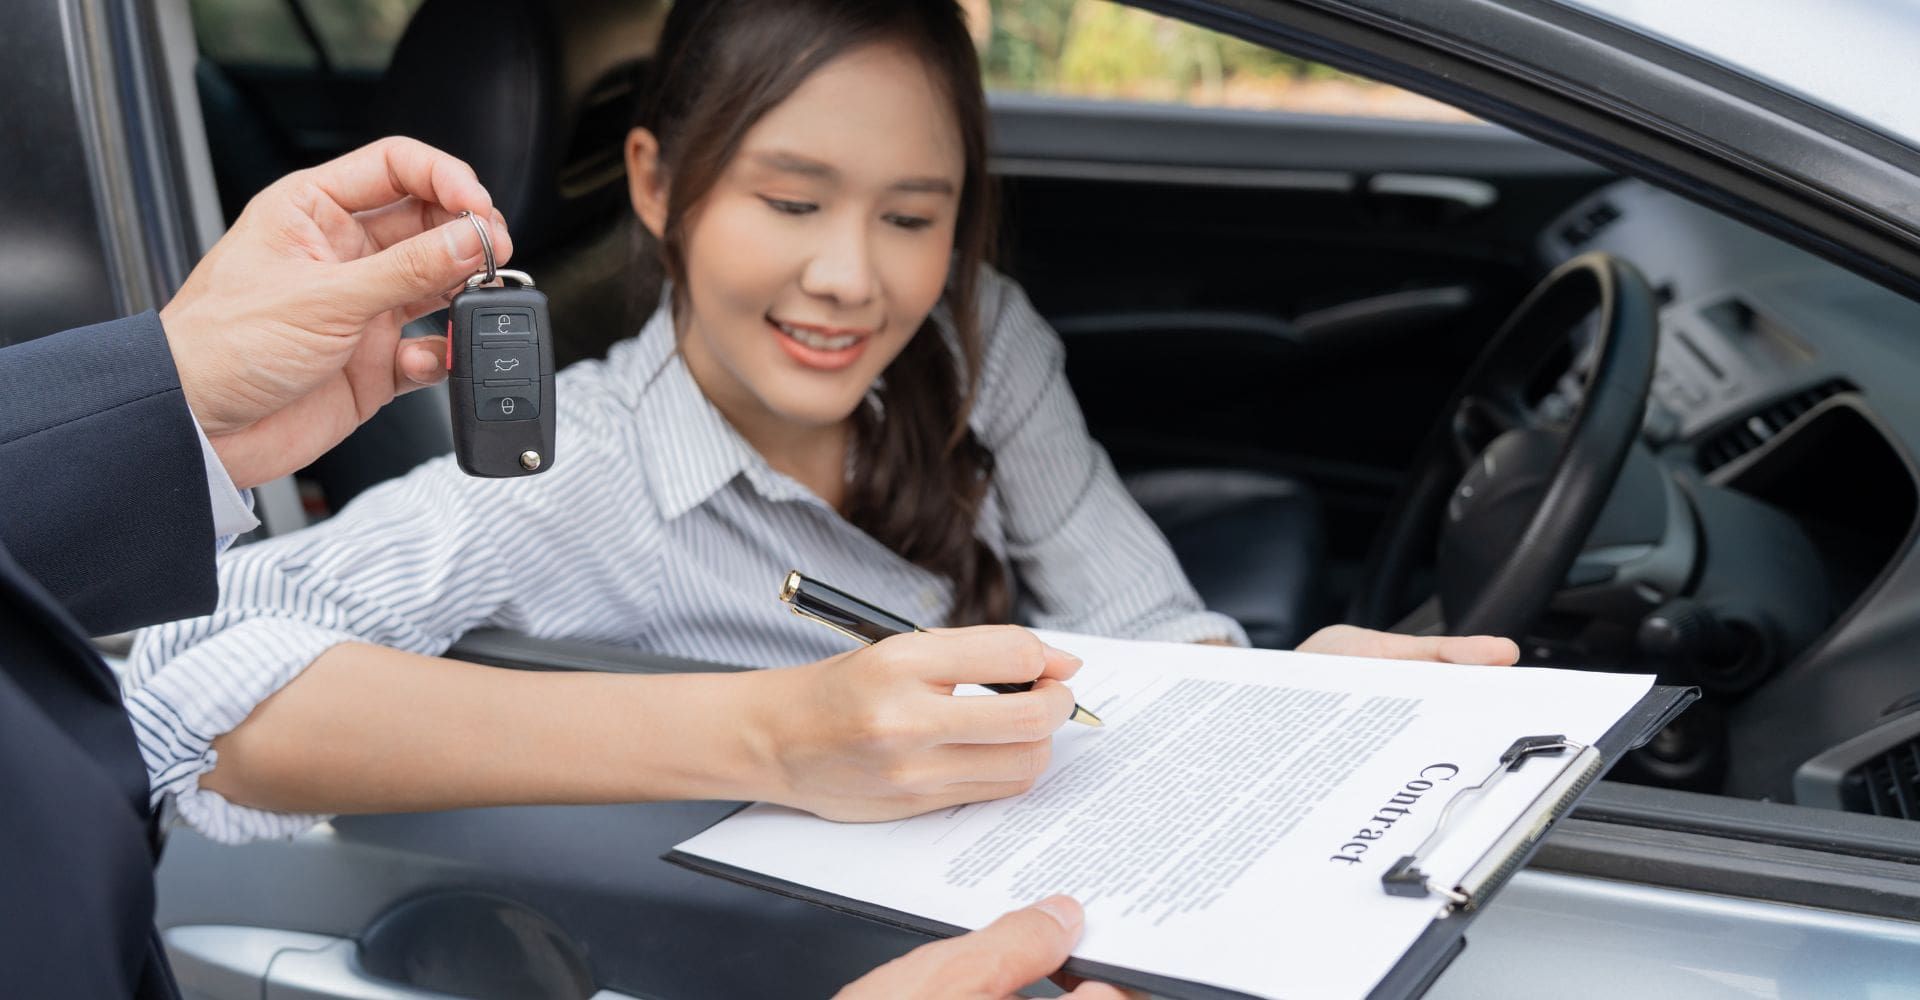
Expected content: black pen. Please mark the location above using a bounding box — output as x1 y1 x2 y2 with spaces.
779 570 1104 727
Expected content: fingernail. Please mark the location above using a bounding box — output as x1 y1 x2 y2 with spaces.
1032 895 1082 933
443 217 485 263
1051 647 1083 668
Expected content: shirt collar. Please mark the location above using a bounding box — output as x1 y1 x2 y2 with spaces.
625 300 823 519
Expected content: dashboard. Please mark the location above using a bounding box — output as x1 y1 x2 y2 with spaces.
1537 181 1920 814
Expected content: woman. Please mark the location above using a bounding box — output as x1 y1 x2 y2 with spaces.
127 0 1513 846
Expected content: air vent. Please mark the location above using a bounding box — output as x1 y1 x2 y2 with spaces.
1843 739 1920 819
1694 379 1852 473
1558 199 1620 248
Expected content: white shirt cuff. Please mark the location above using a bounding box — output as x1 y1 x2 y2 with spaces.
192 420 261 540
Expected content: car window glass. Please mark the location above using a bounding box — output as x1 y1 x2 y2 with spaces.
303 0 427 73
191 0 425 73
974 0 1480 123
191 0 320 69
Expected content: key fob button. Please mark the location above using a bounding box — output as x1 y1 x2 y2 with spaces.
474 344 538 381
476 309 535 337
476 383 538 422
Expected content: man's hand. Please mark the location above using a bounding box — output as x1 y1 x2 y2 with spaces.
1296 624 1520 665
158 136 515 488
836 896 1133 1000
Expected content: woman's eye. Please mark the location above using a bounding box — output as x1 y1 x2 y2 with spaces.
885 213 933 231
761 196 818 216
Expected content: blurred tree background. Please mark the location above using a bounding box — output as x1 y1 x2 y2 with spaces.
973 0 1474 121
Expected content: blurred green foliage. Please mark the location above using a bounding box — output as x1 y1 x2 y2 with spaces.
982 0 1360 100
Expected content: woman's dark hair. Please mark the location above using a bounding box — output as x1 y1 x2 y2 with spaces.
631 0 1008 624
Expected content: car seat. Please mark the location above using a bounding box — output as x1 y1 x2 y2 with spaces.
305 0 663 509
1123 467 1324 648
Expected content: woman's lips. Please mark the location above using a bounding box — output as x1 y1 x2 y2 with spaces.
769 316 871 371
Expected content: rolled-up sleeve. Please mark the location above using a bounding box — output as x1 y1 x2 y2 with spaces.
972 270 1248 646
125 384 656 843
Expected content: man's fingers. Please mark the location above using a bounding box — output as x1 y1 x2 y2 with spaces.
301 136 493 217
329 216 492 317
958 896 1086 997
358 200 515 269
394 337 448 393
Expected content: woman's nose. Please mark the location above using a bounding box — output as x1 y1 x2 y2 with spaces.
799 216 876 307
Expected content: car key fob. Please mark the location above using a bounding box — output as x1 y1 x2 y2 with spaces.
445 216 555 477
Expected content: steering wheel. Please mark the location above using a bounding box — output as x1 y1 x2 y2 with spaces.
1352 252 1658 639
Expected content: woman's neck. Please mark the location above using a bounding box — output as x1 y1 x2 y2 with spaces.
737 412 851 510
678 335 852 509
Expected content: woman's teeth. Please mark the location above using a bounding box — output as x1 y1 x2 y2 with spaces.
775 320 861 351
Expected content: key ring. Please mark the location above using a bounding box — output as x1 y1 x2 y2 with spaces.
462 209 497 286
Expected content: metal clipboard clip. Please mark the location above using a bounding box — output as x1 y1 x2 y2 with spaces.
1379 734 1605 912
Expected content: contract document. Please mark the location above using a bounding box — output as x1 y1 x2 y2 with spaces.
672 631 1682 1000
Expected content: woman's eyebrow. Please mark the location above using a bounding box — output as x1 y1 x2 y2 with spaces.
749 149 955 195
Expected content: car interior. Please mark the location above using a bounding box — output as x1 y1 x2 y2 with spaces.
187 0 1919 835
131 1 1920 995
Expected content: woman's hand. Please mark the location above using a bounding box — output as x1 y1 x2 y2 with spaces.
751 626 1083 821
836 896 1134 1000
1296 624 1520 665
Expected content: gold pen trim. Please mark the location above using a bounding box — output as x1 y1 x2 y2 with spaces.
784 604 878 648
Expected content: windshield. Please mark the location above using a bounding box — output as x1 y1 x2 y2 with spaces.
1561 0 1920 149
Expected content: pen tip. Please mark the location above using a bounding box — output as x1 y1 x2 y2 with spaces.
1071 706 1105 727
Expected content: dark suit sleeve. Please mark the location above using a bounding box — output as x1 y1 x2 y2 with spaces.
0 312 217 634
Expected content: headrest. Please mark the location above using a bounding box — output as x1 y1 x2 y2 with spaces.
376 0 663 254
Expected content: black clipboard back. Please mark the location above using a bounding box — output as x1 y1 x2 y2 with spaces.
668 684 1698 1000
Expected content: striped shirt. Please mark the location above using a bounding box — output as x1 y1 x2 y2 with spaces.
126 267 1247 843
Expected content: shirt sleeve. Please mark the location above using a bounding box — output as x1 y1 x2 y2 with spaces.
123 377 660 843
191 418 260 544
971 269 1249 647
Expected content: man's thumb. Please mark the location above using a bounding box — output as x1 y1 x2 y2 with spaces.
966 896 1085 994
334 216 490 316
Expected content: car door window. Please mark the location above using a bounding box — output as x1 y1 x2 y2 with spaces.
192 0 424 72
976 0 1480 122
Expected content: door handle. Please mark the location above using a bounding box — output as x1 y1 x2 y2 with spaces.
1366 172 1499 212
166 924 643 1000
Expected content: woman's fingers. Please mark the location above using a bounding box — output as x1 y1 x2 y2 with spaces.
1435 634 1521 665
917 739 1054 786
894 626 1084 685
930 680 1074 744
1297 624 1519 665
919 778 1049 812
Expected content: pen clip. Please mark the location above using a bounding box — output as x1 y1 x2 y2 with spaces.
786 603 882 648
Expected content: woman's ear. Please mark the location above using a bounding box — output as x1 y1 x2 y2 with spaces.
625 127 669 238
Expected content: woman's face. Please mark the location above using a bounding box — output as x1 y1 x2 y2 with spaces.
666 42 965 437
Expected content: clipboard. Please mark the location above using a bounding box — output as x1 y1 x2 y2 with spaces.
667 684 1695 1000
